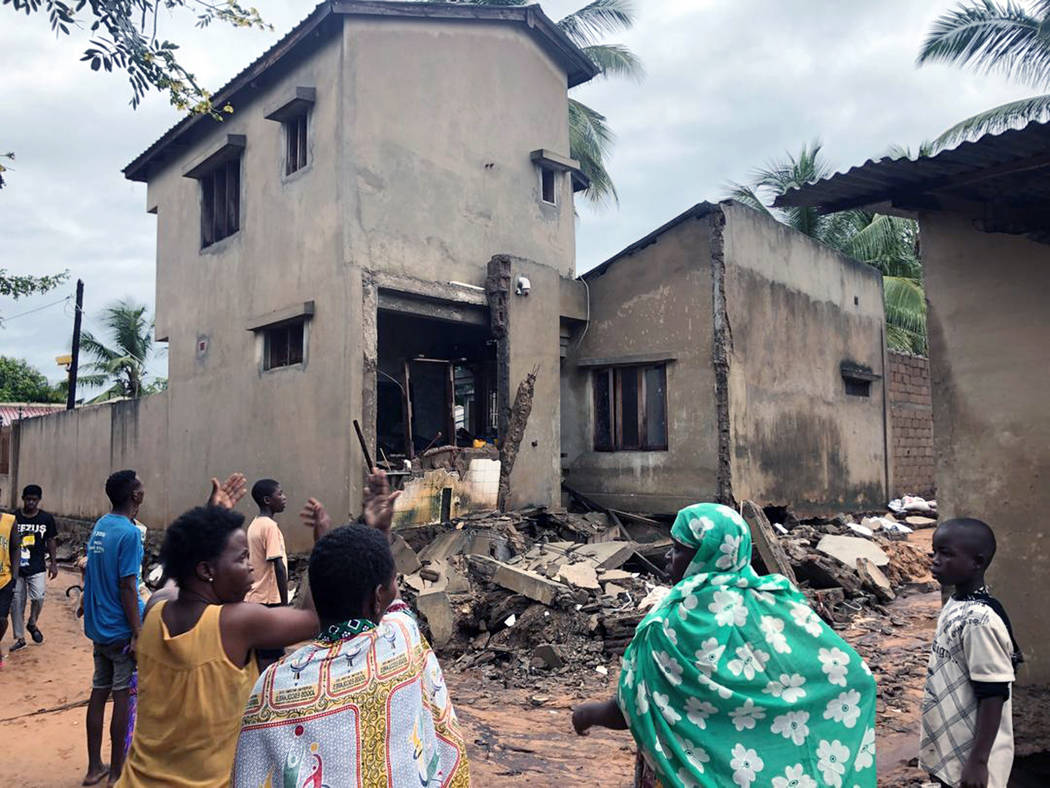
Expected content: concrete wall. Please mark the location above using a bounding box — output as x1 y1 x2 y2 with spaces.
563 212 722 512
721 202 889 513
922 212 1050 685
887 351 935 497
14 396 171 528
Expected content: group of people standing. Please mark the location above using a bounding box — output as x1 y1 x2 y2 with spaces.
3 469 1018 787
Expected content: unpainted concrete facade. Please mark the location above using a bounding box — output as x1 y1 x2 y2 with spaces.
922 212 1050 685
12 5 593 550
562 201 889 515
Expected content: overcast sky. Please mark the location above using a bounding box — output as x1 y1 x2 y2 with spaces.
0 0 1030 387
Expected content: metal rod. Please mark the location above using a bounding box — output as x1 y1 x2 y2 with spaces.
353 419 374 473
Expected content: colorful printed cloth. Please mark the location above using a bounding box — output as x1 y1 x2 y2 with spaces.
618 503 877 788
234 609 469 788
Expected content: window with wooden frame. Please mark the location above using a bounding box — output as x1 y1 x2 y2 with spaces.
263 319 305 371
199 156 241 248
593 364 668 451
284 110 308 175
539 166 558 205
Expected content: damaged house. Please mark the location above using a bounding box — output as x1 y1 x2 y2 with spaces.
10 1 599 548
561 200 891 515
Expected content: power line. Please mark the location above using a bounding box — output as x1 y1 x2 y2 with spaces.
0 295 71 326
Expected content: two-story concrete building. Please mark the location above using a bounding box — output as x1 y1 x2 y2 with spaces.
14 1 598 549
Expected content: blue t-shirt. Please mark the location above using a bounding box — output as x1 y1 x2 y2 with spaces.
83 513 145 644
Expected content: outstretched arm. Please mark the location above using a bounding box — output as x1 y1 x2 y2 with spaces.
572 697 627 735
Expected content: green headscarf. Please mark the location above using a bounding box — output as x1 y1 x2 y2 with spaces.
618 503 877 788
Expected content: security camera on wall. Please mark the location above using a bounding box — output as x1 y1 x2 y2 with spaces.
515 276 531 296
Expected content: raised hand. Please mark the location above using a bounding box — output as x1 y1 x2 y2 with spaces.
299 497 333 539
363 470 401 534
208 473 248 509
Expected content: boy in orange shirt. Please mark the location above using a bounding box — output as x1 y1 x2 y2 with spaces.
245 478 289 669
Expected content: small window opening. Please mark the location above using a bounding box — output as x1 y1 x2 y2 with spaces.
263 319 305 371
844 377 872 397
200 156 240 248
540 167 557 205
285 111 308 175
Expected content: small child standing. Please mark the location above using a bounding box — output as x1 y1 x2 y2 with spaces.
921 518 1022 788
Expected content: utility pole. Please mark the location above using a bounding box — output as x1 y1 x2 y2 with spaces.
66 279 84 411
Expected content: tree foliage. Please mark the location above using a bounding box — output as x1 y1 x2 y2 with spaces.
79 298 164 402
919 0 1050 148
728 142 928 354
447 0 642 205
0 356 63 403
3 0 269 114
0 268 68 300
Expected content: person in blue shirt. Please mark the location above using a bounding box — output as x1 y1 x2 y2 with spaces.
82 469 146 787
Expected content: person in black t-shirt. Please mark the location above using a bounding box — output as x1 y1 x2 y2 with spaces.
10 484 57 651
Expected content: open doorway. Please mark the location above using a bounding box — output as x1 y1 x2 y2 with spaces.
376 309 497 461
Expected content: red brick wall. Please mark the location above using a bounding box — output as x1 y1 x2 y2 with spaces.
888 351 935 497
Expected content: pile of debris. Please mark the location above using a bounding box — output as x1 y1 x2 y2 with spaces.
391 503 671 688
386 493 936 689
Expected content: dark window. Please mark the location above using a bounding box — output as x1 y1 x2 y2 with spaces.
285 112 308 175
844 377 871 397
540 167 557 204
263 320 305 371
200 156 240 248
593 364 668 451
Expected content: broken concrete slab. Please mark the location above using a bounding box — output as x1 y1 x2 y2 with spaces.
597 569 636 582
556 562 601 590
569 541 636 570
816 534 890 568
741 500 798 584
603 582 629 597
467 531 492 557
531 643 564 669
418 530 469 563
416 590 454 647
492 562 567 606
856 557 895 602
391 533 421 576
904 515 937 528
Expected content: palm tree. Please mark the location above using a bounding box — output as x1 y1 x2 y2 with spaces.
449 0 642 205
918 0 1050 148
728 142 928 353
79 299 164 402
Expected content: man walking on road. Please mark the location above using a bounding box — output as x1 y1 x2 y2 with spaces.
82 470 146 787
10 484 57 652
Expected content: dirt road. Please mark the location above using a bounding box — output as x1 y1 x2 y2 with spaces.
6 557 936 787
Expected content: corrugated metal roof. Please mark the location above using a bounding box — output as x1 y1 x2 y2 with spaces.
774 119 1050 215
123 1 599 183
0 403 65 425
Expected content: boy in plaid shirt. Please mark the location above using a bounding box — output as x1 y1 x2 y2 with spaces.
921 518 1022 788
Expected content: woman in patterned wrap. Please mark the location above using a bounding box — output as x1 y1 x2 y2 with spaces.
573 503 877 788
233 522 470 788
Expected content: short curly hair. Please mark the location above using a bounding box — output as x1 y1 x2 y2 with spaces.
160 506 246 585
309 524 394 622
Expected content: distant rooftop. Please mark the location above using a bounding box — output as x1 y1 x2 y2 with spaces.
0 403 65 425
123 1 599 183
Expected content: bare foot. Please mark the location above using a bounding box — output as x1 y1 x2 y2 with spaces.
82 764 108 786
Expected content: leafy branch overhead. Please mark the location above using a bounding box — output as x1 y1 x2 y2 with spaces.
919 0 1050 148
0 268 68 299
2 0 270 114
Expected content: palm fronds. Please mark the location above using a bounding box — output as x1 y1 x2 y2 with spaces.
931 92 1050 148
569 98 618 205
557 0 635 48
79 299 161 401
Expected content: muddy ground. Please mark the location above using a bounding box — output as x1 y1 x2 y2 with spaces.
7 535 937 787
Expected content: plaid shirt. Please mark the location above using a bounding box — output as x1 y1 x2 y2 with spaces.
920 598 1015 788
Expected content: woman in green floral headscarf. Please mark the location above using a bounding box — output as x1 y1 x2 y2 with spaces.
573 503 876 788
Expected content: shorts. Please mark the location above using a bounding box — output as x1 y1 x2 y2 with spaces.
92 640 136 691
0 581 13 619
